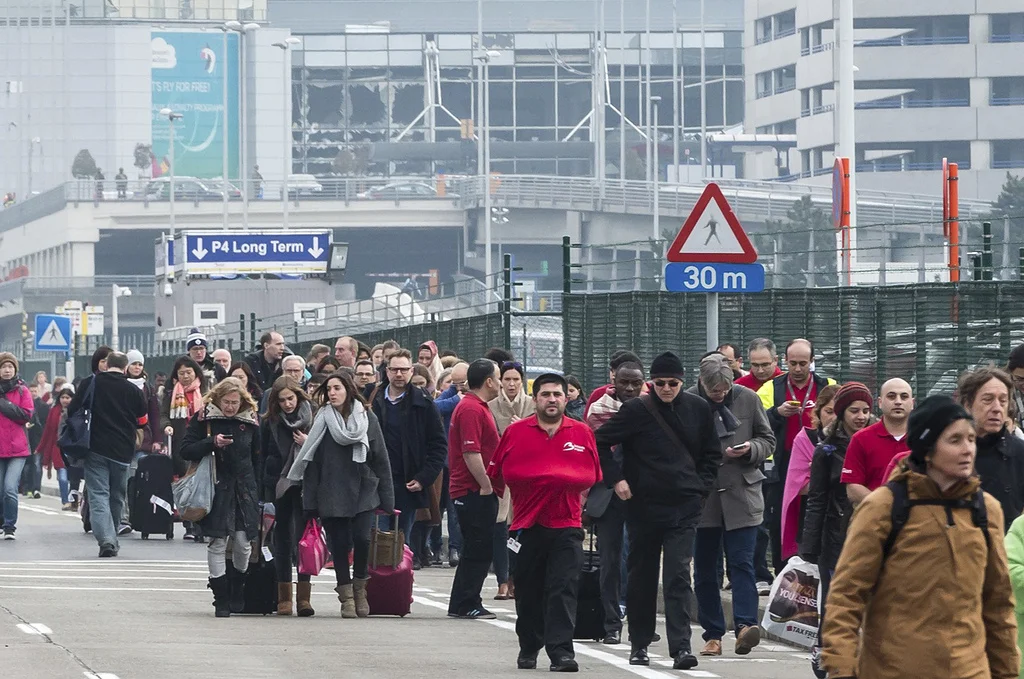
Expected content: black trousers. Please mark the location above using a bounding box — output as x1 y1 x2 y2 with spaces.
763 480 784 574
593 496 626 635
322 512 373 586
273 487 310 583
448 491 499 615
514 526 584 661
626 499 701 657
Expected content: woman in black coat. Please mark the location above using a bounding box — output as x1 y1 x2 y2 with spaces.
260 375 315 617
799 382 873 672
179 377 261 618
288 371 393 619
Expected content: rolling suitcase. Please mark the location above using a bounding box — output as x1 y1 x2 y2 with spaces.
366 510 414 617
231 504 278 615
130 453 175 540
573 527 604 641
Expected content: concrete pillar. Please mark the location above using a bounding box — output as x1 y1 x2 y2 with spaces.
970 78 990 108
971 140 992 171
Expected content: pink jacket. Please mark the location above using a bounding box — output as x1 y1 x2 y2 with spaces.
0 381 33 458
780 427 816 560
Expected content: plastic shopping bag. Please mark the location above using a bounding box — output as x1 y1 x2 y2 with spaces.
760 556 822 648
171 454 216 522
298 518 328 576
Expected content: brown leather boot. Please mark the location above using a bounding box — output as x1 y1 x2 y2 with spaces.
296 581 315 617
335 583 356 618
352 577 370 618
277 582 294 616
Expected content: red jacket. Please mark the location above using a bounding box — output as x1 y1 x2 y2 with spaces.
37 405 65 470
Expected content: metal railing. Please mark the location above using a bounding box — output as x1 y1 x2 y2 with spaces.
991 34 1024 43
993 159 1024 169
857 35 970 47
992 97 1024 106
855 97 970 110
800 42 834 57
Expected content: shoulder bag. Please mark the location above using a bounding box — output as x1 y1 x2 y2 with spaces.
57 376 96 468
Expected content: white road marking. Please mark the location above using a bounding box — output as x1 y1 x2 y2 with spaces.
0 575 203 581
16 623 53 635
84 673 120 679
0 585 208 592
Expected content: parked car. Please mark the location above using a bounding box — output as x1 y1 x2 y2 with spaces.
144 177 232 201
358 181 443 200
287 174 323 198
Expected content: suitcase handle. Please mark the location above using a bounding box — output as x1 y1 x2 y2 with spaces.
370 509 402 569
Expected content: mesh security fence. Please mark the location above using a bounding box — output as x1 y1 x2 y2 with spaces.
563 281 1024 396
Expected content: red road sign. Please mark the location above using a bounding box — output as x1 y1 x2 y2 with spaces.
666 183 758 264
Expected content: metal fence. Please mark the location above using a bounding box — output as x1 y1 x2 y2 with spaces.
562 281 1024 396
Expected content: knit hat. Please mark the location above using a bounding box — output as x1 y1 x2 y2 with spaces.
832 382 872 418
650 351 685 380
186 327 208 350
0 352 18 374
907 395 973 464
126 349 145 366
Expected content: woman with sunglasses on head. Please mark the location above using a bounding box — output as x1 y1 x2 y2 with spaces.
288 370 393 618
488 360 535 600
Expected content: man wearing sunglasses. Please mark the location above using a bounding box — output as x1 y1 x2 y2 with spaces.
594 351 722 671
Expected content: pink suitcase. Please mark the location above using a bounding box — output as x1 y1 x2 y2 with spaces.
366 511 414 617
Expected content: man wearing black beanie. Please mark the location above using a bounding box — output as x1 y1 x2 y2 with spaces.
595 351 722 671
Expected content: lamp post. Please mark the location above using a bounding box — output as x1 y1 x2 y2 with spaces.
217 25 231 229
159 108 183 243
651 96 661 242
111 284 132 351
272 37 301 230
474 49 499 287
226 20 259 231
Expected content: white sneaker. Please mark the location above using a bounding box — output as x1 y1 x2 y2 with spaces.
756 581 771 596
3 528 16 540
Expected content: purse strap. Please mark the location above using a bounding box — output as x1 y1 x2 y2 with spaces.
641 394 688 454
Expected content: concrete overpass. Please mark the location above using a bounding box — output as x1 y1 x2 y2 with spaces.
0 174 992 278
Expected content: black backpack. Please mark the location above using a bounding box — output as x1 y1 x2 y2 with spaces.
882 478 990 560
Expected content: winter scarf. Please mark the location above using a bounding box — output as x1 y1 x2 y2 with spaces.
489 387 535 435
698 382 740 439
0 376 22 395
169 378 203 420
274 400 314 499
287 400 370 481
586 391 623 431
419 340 445 384
128 376 147 390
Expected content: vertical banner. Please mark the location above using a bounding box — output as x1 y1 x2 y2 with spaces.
151 31 240 180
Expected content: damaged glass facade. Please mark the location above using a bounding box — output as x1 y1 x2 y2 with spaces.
290 30 743 177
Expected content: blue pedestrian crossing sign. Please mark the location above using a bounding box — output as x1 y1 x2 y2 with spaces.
34 314 72 352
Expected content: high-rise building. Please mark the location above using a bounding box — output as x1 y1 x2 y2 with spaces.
743 1 1024 200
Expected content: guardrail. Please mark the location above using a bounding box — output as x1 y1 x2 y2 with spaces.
855 97 970 110
857 35 970 47
800 42 834 56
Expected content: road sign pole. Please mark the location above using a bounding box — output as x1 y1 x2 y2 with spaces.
50 353 57 383
706 293 719 351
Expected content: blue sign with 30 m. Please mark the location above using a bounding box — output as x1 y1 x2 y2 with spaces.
664 262 766 293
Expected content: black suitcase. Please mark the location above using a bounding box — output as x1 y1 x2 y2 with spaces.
130 454 175 540
232 506 278 615
574 527 604 641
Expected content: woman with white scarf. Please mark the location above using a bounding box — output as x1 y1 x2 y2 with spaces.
288 371 394 618
260 376 315 617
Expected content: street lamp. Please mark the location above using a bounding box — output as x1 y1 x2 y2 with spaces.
226 20 260 231
474 48 500 286
216 25 231 229
651 96 661 242
159 108 183 244
111 284 132 351
272 36 301 230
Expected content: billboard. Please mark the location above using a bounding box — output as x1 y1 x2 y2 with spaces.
151 31 240 180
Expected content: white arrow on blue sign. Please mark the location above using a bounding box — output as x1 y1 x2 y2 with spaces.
34 314 73 352
664 262 766 293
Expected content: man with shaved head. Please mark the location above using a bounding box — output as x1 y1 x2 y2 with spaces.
842 378 914 507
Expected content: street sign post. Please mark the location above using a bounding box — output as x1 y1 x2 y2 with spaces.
664 183 764 350
182 231 331 276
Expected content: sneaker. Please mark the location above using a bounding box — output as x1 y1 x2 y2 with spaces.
117 524 133 536
756 581 771 596
431 552 443 566
61 503 75 511
32 491 41 499
3 528 15 540
182 532 195 542
458 608 497 620
448 549 460 568
810 646 827 679
98 545 117 558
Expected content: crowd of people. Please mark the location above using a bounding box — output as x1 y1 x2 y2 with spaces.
4 331 1024 677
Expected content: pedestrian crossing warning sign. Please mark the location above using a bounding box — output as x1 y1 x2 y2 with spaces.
666 183 759 264
34 314 72 352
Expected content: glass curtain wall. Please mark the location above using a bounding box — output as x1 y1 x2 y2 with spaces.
291 30 742 177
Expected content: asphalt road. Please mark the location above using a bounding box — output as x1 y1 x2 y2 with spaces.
1 493 810 679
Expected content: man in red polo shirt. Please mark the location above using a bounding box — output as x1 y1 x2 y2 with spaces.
446 358 503 619
488 373 601 673
842 378 914 506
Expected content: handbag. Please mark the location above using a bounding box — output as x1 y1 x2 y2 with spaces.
297 518 328 576
58 375 96 468
171 424 217 522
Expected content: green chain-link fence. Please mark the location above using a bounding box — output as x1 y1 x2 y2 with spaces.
563 281 1024 396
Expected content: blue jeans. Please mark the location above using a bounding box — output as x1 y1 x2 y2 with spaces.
83 452 130 550
0 457 28 530
694 525 759 640
390 484 419 545
56 468 69 504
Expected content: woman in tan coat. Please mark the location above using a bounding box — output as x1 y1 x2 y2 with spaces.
823 395 1019 679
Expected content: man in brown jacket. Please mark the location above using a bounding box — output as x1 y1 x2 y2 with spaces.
822 395 1019 679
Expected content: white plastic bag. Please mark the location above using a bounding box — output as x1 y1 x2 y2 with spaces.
760 556 821 648
172 454 216 522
